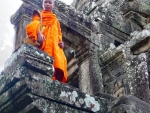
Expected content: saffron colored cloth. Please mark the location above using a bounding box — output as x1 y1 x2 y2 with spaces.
26 10 67 83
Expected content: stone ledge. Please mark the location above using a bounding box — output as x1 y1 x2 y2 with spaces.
18 95 89 113
4 44 54 77
129 29 150 55
131 37 150 55
0 67 108 113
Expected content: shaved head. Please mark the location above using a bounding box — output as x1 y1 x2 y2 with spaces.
41 0 55 3
42 0 55 11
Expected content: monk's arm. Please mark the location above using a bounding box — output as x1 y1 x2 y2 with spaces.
57 20 62 41
57 20 65 48
26 21 40 42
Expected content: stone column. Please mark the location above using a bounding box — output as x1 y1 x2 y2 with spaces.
76 38 102 95
89 50 104 95
75 40 93 94
133 53 150 103
78 59 92 94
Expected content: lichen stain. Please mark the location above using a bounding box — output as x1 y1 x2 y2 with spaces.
84 94 100 112
60 91 78 104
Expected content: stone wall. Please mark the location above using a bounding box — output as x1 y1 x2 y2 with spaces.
72 0 150 34
71 0 150 103
98 23 150 103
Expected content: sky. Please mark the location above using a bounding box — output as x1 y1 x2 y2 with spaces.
0 0 73 72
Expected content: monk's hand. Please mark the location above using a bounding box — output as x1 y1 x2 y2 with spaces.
37 30 45 46
58 41 64 49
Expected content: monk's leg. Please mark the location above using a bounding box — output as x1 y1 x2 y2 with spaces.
55 68 64 82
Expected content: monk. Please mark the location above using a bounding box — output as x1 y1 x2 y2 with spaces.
25 0 67 83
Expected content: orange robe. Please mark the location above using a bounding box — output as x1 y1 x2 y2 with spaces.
26 10 67 83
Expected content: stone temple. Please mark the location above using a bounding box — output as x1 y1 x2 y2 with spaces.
0 0 150 112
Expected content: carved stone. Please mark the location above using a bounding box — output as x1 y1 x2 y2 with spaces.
4 0 150 112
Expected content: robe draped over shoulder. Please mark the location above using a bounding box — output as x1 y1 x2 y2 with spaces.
26 10 67 83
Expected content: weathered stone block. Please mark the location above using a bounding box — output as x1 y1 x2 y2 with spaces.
19 96 89 113
4 43 54 77
109 95 150 113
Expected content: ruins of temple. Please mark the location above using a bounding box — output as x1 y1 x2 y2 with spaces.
0 0 150 112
